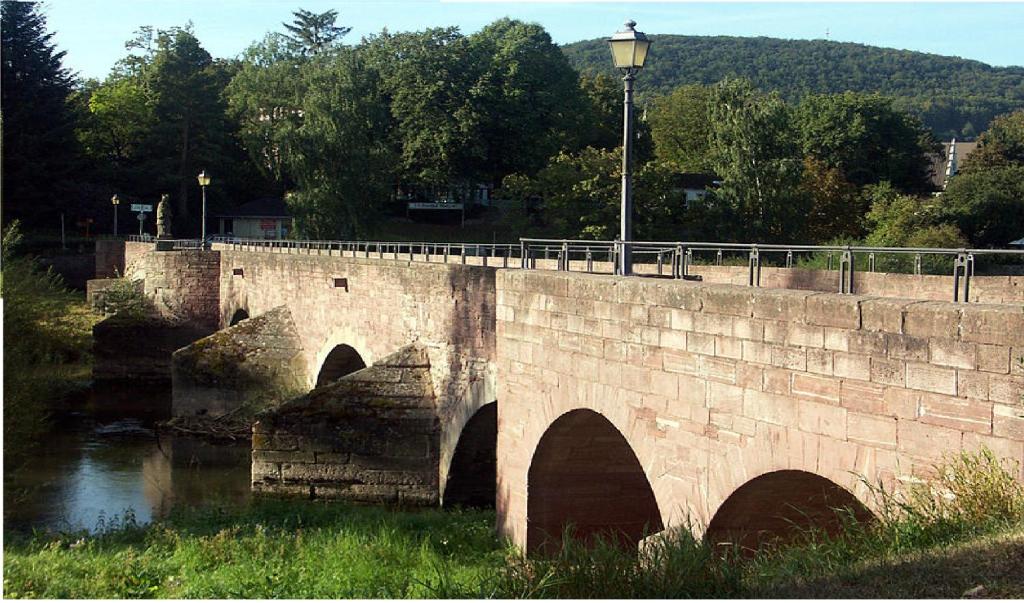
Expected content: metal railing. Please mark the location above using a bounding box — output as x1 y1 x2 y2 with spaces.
519 239 1024 302
126 235 1024 302
211 236 522 268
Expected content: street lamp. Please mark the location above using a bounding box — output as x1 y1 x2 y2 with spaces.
111 194 120 237
608 19 651 276
197 170 211 247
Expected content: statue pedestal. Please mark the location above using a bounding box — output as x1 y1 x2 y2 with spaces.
155 237 175 252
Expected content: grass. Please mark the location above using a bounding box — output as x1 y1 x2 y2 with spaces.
2 502 506 599
4 449 1023 599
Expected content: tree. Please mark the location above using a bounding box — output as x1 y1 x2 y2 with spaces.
960 109 1024 171
280 50 394 238
794 92 937 192
76 25 264 236
647 84 714 173
862 183 968 273
225 33 307 183
363 27 487 188
283 8 350 56
577 74 622 151
1 0 81 227
145 27 229 227
76 76 157 189
707 79 806 242
468 18 587 181
798 156 865 242
939 165 1024 248
501 147 620 239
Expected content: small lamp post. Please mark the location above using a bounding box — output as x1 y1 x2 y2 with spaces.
608 20 651 276
197 170 211 247
111 194 121 237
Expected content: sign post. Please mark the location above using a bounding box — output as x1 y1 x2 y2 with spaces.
132 204 153 236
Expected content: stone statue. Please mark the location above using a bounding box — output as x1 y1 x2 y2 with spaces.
156 194 172 239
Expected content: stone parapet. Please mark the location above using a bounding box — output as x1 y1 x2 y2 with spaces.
126 249 221 329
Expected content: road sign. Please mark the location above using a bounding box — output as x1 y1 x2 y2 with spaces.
137 213 146 221
131 203 153 213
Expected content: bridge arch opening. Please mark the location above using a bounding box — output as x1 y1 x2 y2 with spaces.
443 401 497 508
705 470 873 553
315 344 367 387
527 409 663 554
229 308 250 326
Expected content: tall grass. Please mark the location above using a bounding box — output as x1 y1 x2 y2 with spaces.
742 449 1023 594
4 449 1022 598
492 448 1023 598
2 222 100 473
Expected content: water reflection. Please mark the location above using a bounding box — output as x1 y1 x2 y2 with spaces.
4 386 251 533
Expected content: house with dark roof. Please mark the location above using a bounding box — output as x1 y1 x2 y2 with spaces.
671 173 721 207
216 197 293 240
928 139 979 191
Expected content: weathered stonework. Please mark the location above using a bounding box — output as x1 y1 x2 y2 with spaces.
171 306 306 417
124 248 221 329
495 270 1024 550
92 313 212 383
215 247 498 500
252 344 441 504
92 240 1023 547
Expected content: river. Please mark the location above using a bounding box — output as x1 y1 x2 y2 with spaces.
4 384 252 534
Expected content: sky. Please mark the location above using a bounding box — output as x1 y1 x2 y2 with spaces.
40 0 1024 81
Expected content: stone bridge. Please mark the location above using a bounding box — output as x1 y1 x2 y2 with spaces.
96 239 1024 552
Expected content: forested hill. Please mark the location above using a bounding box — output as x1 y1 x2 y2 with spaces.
562 35 1024 140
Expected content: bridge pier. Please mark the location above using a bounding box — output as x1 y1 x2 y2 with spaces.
251 344 442 503
171 306 306 417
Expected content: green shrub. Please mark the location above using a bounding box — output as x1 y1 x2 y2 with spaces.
96 276 150 319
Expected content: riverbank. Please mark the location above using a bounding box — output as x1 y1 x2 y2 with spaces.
5 449 1022 598
3 223 104 474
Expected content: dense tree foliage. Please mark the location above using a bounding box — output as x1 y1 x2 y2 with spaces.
1 1 81 228
277 50 394 238
960 109 1024 171
77 26 264 236
563 35 1024 140
647 84 714 173
939 165 1024 248
6 7 1022 250
706 79 806 242
794 92 937 192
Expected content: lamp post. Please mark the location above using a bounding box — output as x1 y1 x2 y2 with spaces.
608 19 651 276
197 170 211 247
111 194 120 236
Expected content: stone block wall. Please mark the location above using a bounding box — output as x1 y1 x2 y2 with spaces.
252 344 441 504
95 239 151 278
495 270 1024 549
125 249 221 330
95 239 126 278
172 306 306 417
216 248 498 495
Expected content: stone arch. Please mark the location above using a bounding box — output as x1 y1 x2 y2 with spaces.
705 469 874 552
527 408 663 554
315 344 367 387
229 308 250 326
442 401 497 508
